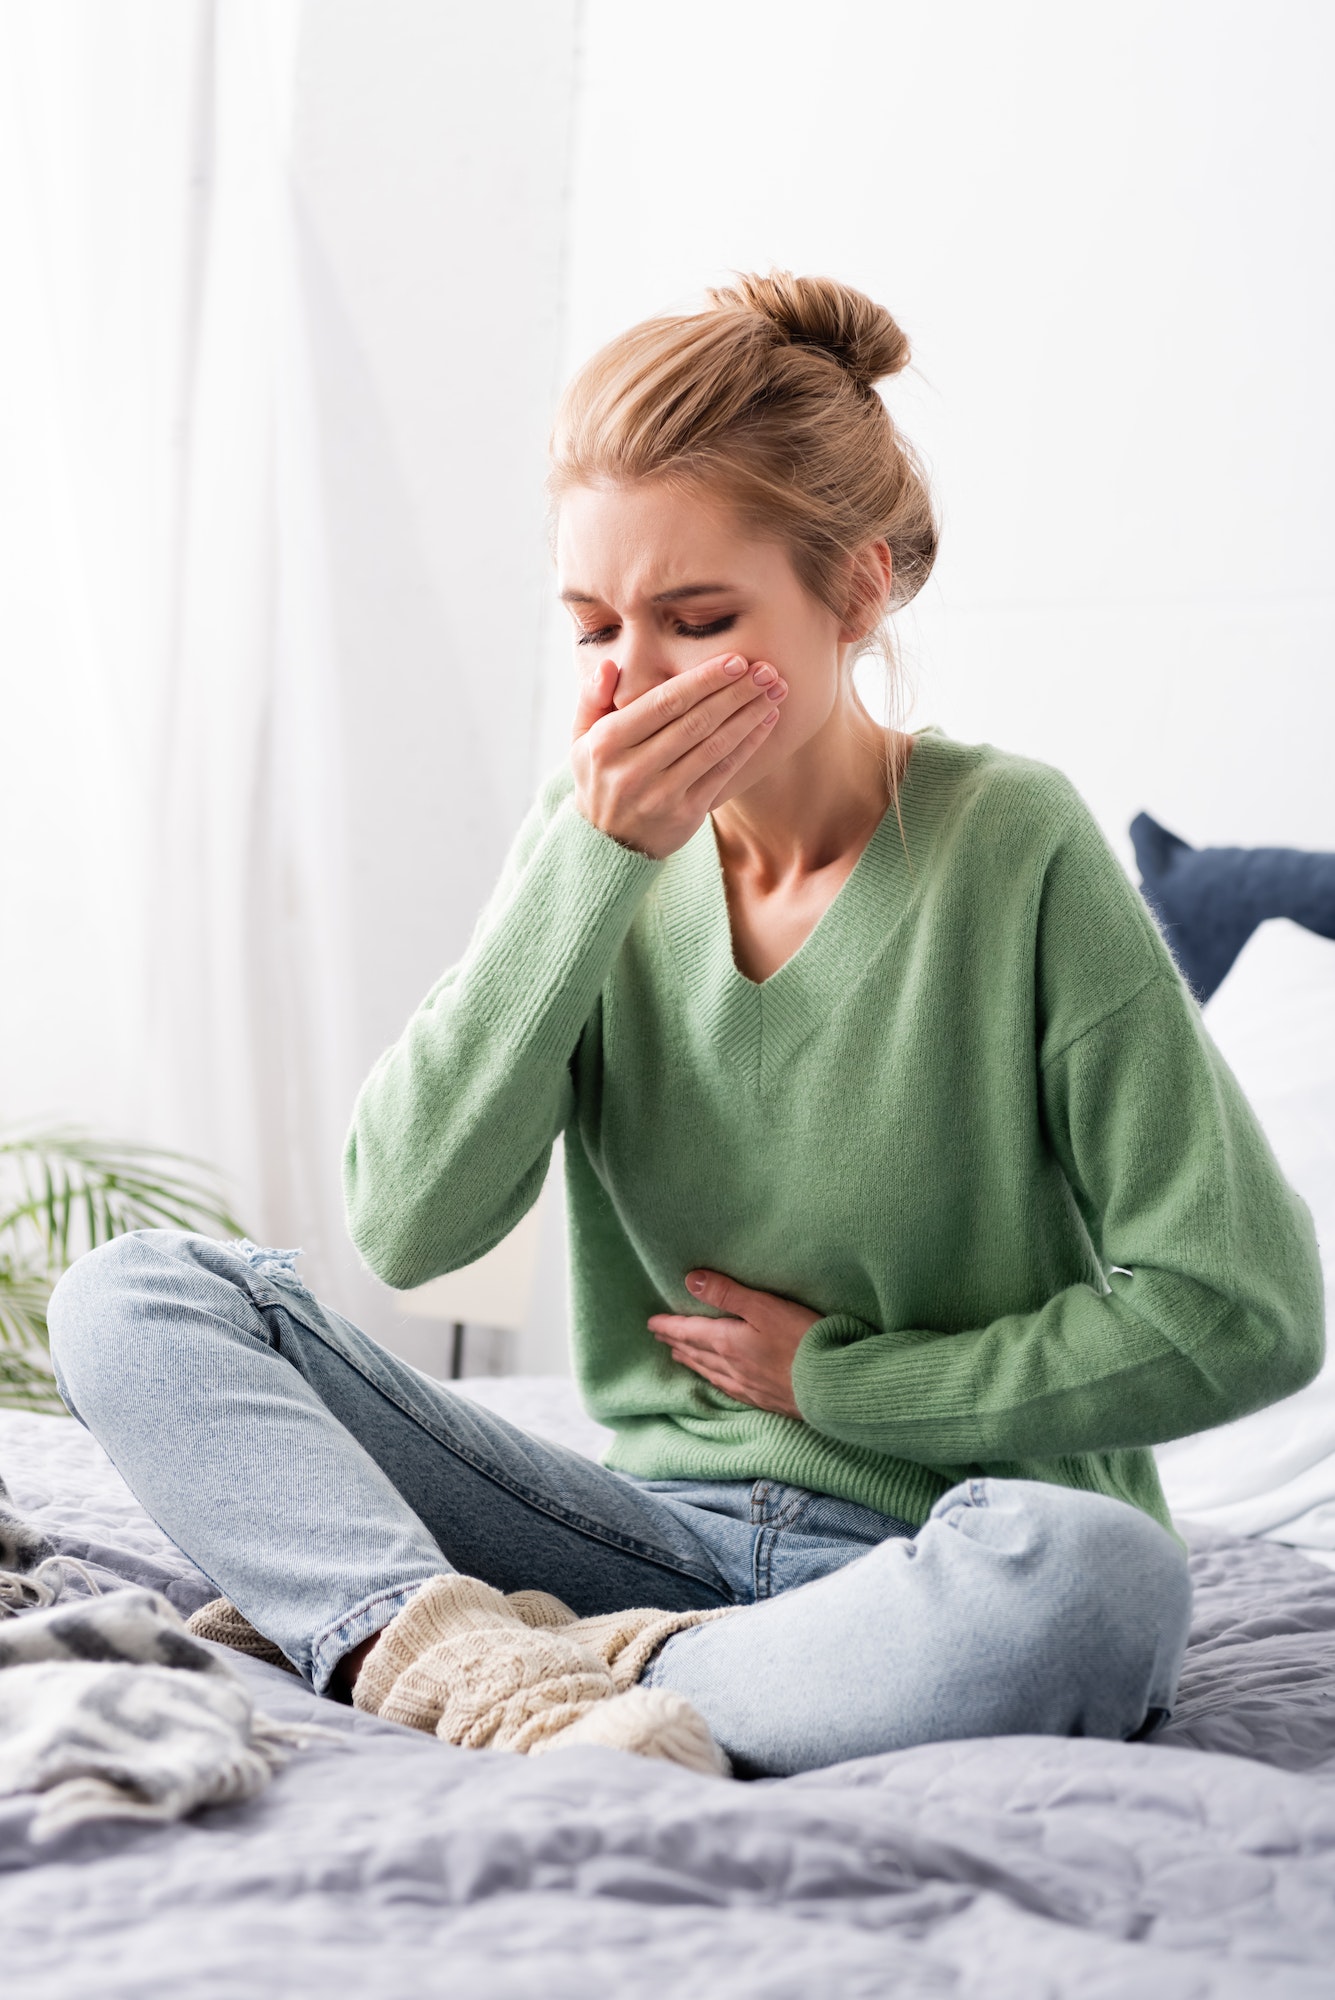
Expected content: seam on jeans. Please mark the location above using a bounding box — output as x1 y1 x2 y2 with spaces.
770 1494 813 1598
754 1525 774 1601
257 1288 735 1603
751 1481 813 1532
311 1579 424 1688
750 1482 772 1600
775 1486 815 1531
754 1480 859 1600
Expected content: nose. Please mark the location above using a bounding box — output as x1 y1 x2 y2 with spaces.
609 621 676 707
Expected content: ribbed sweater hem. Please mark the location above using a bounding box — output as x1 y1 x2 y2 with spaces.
602 1416 957 1527
601 1417 1175 1533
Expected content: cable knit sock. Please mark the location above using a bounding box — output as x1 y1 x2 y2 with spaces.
186 1598 299 1674
351 1574 731 1775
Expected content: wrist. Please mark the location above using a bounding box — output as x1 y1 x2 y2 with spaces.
571 797 655 860
571 790 690 863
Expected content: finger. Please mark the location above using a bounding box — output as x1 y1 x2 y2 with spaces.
652 1329 749 1367
683 706 784 810
570 657 619 742
680 1271 773 1318
601 652 756 751
665 684 784 792
666 1350 753 1402
652 1339 737 1370
649 1314 750 1344
657 1332 730 1373
642 662 786 770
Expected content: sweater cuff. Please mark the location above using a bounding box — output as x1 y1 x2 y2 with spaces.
791 1313 880 1428
545 794 666 904
472 795 664 1060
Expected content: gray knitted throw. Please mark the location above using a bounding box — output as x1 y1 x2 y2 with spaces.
0 1473 322 1840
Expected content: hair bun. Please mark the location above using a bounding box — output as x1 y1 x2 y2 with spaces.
709 270 910 390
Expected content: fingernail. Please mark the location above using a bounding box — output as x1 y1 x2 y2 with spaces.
723 656 747 677
751 664 776 687
762 706 779 722
687 1275 706 1295
767 680 787 700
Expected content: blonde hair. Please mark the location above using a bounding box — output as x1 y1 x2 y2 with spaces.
548 271 938 789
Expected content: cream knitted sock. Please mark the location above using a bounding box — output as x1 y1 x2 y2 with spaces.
531 1684 729 1775
186 1597 299 1674
352 1574 731 1774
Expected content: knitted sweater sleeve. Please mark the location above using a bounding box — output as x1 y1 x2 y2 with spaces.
343 770 662 1290
790 788 1326 1464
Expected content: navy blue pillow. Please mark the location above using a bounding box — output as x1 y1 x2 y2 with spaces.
1130 813 1335 1004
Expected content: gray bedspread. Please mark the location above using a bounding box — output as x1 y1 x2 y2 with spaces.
3 1395 1334 1998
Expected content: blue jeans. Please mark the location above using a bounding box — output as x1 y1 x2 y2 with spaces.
48 1232 1192 1777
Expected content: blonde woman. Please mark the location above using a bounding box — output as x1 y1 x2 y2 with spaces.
50 276 1322 1777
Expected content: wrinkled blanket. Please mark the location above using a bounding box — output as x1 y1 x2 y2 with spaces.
2 1401 1334 1998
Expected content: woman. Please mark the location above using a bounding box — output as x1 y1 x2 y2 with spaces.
49 274 1323 1779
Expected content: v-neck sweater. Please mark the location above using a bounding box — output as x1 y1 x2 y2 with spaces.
344 729 1324 1532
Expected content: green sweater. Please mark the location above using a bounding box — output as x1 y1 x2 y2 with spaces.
344 728 1324 1533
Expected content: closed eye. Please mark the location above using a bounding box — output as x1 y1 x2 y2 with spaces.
676 615 738 641
575 614 738 646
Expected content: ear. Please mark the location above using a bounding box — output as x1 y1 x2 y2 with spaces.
838 539 894 643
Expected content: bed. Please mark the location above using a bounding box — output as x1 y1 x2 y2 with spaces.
6 907 1335 1995
3 1378 1335 1999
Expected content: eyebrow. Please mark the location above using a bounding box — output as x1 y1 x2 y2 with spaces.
559 583 738 606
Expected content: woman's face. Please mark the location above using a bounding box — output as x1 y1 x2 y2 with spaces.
557 479 856 792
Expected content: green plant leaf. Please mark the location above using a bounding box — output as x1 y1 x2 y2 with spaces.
0 1123 245 1410
0 1254 53 1354
0 1128 243 1255
0 1345 66 1415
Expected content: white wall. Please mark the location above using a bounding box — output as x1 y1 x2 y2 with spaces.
542 0 1335 862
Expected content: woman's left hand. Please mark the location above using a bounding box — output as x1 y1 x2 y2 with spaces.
648 1272 821 1419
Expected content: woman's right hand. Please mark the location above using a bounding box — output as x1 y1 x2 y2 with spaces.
570 652 787 860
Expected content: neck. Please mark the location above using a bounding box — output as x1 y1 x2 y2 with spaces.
712 689 908 883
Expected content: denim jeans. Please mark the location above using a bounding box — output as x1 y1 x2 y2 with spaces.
47 1231 1193 1778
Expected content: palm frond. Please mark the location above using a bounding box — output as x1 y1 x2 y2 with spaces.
0 1347 66 1416
0 1255 53 1354
0 1129 242 1257
0 1123 245 1415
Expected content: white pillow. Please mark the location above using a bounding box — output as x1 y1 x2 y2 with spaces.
1153 919 1335 1560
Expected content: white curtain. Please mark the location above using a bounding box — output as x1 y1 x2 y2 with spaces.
0 0 578 1354
0 0 359 1303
